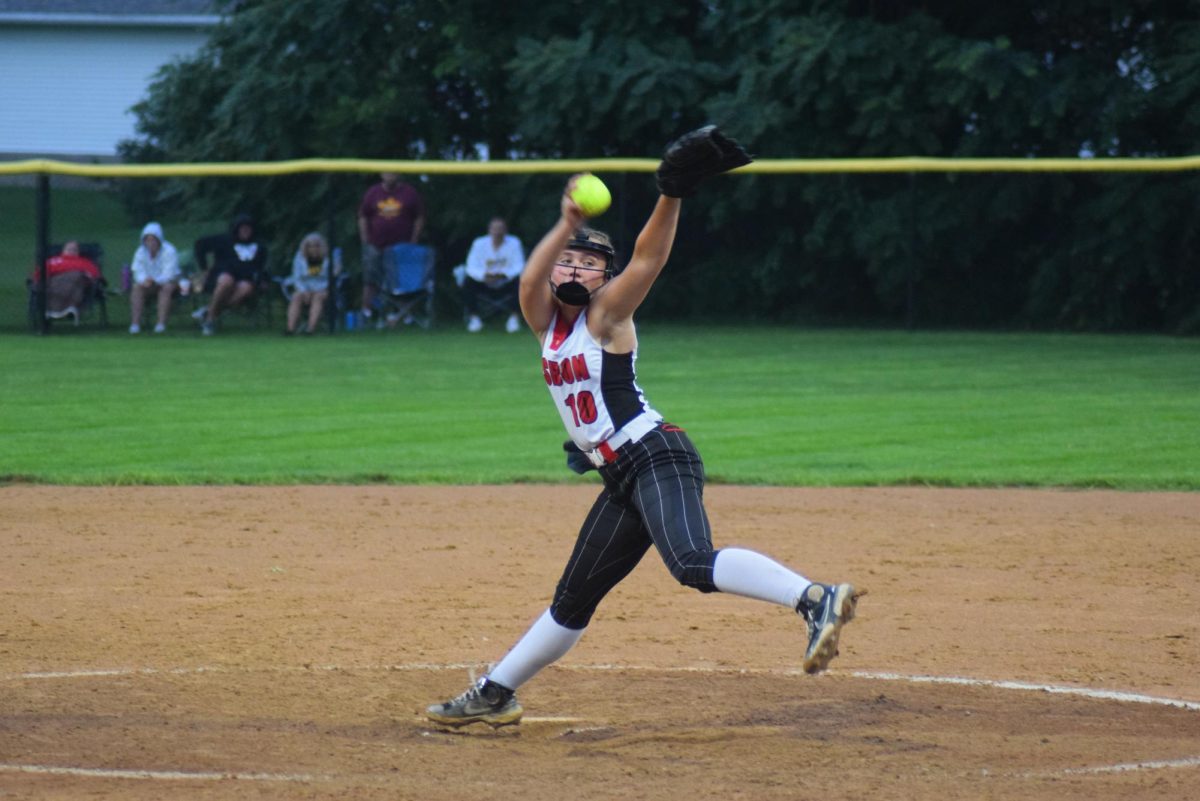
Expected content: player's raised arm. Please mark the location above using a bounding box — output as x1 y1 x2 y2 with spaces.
519 179 587 337
592 126 753 328
590 196 681 326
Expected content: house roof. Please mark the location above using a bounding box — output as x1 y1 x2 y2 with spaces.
0 0 220 26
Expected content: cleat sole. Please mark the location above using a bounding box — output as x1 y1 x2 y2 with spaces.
802 584 859 674
426 705 524 729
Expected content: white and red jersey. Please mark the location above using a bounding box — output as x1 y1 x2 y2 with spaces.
541 310 662 451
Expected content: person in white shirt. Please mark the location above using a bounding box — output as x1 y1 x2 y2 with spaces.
462 216 525 333
128 221 181 334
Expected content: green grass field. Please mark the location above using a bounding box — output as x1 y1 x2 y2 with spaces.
3 184 1196 488
2 325 1196 488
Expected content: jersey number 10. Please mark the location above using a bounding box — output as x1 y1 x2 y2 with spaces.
564 391 598 426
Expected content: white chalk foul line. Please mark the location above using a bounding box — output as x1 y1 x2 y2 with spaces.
847 670 1200 712
851 671 1200 780
0 763 321 783
5 663 477 681
1056 756 1200 776
6 662 1200 782
1007 755 1200 780
8 662 1200 712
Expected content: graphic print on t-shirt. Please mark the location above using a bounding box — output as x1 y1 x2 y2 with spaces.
377 197 404 218
233 243 259 262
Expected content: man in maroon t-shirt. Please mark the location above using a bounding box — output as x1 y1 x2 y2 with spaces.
357 172 426 321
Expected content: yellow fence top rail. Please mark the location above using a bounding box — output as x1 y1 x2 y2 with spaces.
4 155 1200 178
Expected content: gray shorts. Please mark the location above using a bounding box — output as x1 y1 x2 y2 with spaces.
361 243 384 287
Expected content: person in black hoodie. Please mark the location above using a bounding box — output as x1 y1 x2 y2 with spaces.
192 213 268 336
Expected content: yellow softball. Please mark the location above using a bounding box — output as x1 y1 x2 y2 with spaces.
570 174 611 217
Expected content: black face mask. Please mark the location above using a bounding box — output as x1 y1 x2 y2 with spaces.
553 280 592 306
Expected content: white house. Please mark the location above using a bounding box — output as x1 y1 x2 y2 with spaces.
0 1 219 158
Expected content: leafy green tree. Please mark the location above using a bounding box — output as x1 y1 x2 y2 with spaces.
123 0 543 280
688 1 1200 329
122 0 1200 330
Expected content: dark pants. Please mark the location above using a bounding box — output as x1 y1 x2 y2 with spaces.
46 272 94 312
462 276 518 318
549 424 718 629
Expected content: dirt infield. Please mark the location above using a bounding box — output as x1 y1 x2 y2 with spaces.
2 485 1198 800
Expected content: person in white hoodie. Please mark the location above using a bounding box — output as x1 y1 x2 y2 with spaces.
129 221 181 334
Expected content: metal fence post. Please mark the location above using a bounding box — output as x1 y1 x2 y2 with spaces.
36 173 50 334
906 171 917 330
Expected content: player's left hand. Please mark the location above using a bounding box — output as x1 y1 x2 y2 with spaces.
655 125 753 198
563 440 596 474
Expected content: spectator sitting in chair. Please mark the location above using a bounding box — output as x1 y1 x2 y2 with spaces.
128 221 180 334
192 213 268 336
32 239 103 323
462 216 525 333
357 172 425 325
285 232 331 335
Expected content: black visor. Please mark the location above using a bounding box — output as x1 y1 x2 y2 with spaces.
565 234 616 275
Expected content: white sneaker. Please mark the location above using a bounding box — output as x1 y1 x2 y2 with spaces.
153 323 167 334
505 314 521 334
129 323 141 334
466 315 483 333
48 306 78 322
191 307 207 321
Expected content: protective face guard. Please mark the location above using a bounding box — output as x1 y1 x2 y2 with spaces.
550 232 618 306
552 279 592 306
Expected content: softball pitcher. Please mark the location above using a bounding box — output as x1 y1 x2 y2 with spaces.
427 127 860 728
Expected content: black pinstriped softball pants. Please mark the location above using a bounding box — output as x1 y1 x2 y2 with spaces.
549 424 718 629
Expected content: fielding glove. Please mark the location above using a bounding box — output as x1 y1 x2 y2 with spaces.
655 125 753 198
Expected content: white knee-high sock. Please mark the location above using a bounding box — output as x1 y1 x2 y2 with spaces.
712 547 812 609
487 608 585 691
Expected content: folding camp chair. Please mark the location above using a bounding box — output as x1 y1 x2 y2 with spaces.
379 243 436 329
272 247 349 334
187 270 275 331
27 242 109 331
453 263 519 327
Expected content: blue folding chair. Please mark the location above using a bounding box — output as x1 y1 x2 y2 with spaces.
379 243 436 329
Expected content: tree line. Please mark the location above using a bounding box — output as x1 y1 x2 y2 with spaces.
122 0 1200 331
